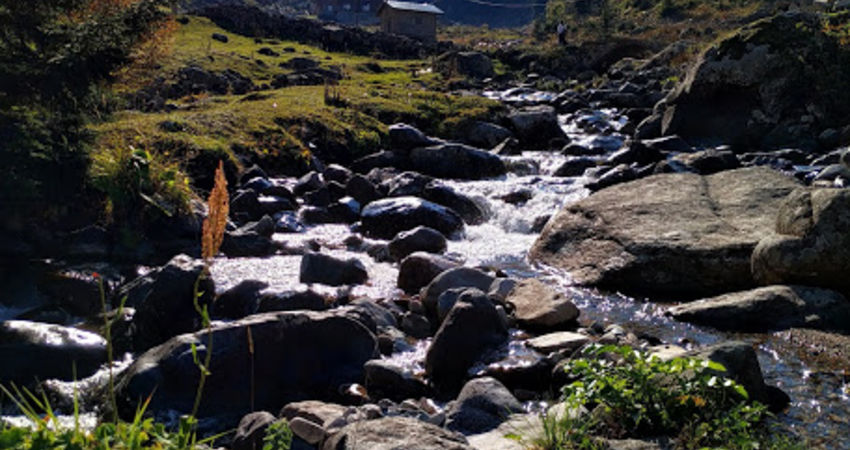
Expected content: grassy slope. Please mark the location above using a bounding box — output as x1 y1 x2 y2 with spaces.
92 16 503 210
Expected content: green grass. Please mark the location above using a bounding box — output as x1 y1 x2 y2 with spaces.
92 15 502 222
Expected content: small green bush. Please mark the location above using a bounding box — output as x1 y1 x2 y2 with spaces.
518 344 800 450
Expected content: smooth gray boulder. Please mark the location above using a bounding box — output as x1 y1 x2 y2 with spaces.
361 197 464 239
409 144 506 180
505 279 579 329
531 167 800 298
300 252 368 286
322 416 472 450
445 377 524 435
668 285 850 332
397 252 460 294
421 267 496 318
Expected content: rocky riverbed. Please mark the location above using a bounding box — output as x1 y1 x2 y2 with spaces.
3 12 850 448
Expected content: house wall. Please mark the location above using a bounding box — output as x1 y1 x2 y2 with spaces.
379 9 437 42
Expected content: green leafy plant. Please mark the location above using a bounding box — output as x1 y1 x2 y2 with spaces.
519 345 798 450
262 421 294 450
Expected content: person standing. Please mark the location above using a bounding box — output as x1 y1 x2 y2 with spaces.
557 21 566 45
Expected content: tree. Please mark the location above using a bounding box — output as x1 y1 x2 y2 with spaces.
0 0 173 228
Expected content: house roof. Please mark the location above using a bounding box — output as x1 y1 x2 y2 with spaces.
377 1 444 15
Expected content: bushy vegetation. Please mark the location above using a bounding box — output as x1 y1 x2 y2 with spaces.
0 0 174 226
516 345 801 450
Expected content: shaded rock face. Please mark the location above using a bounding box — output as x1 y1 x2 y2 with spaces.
753 188 850 297
668 285 850 333
445 377 524 435
530 167 800 298
661 12 850 150
397 252 460 294
421 267 496 319
388 226 447 261
425 289 508 392
300 252 368 286
322 416 472 450
115 311 377 420
507 106 566 148
232 412 277 450
0 321 107 384
360 197 464 239
120 254 215 352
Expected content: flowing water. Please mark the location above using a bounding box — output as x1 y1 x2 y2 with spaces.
4 98 848 446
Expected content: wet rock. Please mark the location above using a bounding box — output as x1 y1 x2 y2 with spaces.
423 183 486 225
231 190 264 221
397 252 461 294
294 171 325 197
232 411 277 450
299 206 336 224
409 144 506 180
421 267 496 318
35 268 103 318
499 189 533 205
0 321 106 384
531 167 800 298
752 187 850 297
668 285 850 332
436 288 469 323
388 123 436 151
640 135 693 153
322 416 472 450
531 215 551 233
425 289 508 392
671 148 740 174
121 254 215 351
351 151 409 173
324 164 353 184
400 312 432 339
305 186 332 207
488 278 518 303
505 279 579 329
328 197 361 223
507 106 567 148
465 121 514 149
553 157 597 177
300 252 368 286
221 232 274 257
364 359 429 401
445 377 523 435
276 212 306 233
116 311 377 420
388 226 447 261
360 197 464 239
526 331 589 354
586 164 637 191
491 137 521 156
812 164 850 185
608 141 664 166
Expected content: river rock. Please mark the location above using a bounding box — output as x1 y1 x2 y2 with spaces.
454 51 495 79
364 359 429 401
232 411 277 450
300 252 368 286
322 416 472 450
423 183 486 225
409 144 506 180
530 167 800 297
0 320 107 384
383 171 432 197
345 174 381 205
115 310 377 419
212 279 269 319
397 252 460 294
421 267 496 318
257 288 328 313
526 331 590 354
388 226 447 261
554 157 597 177
507 106 566 148
281 400 347 428
425 289 508 392
752 187 850 297
445 377 524 435
505 279 579 329
660 12 850 149
670 148 740 175
388 123 436 151
668 285 850 332
690 341 787 411
360 197 464 239
465 121 513 149
120 254 215 351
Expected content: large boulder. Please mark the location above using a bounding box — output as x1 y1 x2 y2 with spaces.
115 311 377 420
0 321 107 384
388 226 447 261
409 144 506 180
660 12 850 150
397 252 460 294
752 187 850 297
668 285 850 332
322 417 472 450
360 197 464 239
388 123 436 151
422 183 487 225
530 167 800 298
425 289 508 392
119 254 215 351
421 267 496 318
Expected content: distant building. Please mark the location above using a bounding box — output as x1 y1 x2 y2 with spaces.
313 0 382 24
377 1 443 42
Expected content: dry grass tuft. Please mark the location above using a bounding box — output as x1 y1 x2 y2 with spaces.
201 160 229 260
